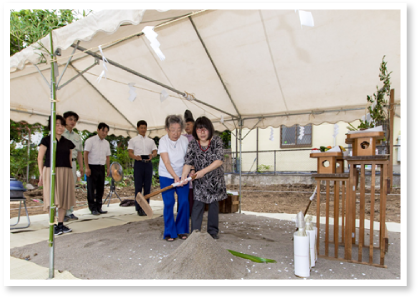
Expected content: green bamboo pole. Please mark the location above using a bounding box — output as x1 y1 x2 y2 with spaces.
48 31 57 279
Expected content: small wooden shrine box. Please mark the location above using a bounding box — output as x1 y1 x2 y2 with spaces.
345 131 385 156
310 152 344 174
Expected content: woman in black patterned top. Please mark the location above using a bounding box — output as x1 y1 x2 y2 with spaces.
180 116 227 239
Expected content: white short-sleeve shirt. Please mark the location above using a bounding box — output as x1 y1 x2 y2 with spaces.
84 135 111 165
158 135 189 179
127 134 157 156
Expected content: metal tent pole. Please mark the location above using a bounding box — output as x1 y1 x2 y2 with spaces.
26 128 31 184
238 119 243 214
48 32 57 279
71 44 238 119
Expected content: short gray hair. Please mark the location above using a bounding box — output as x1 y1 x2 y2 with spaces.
165 114 184 130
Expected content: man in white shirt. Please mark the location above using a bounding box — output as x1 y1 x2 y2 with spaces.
128 120 157 216
84 123 111 215
63 111 84 222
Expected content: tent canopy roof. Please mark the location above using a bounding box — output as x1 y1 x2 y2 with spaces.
10 9 401 137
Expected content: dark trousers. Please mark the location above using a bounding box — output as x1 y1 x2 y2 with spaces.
86 165 105 212
134 160 153 212
191 200 219 236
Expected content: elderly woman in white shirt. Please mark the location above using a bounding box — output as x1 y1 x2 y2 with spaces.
158 115 190 241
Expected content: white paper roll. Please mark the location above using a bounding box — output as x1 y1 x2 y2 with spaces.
294 232 310 278
306 229 317 267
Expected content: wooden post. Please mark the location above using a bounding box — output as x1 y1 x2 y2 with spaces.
325 180 330 257
316 179 321 257
334 181 340 258
388 89 395 192
369 166 376 264
359 163 366 262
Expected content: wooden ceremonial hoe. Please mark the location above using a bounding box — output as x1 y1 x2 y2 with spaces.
135 174 197 217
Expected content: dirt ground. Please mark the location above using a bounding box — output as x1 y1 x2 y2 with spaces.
11 182 401 223
10 181 402 281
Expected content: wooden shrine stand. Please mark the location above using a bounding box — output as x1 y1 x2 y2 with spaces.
310 130 389 268
312 173 349 261
345 155 390 268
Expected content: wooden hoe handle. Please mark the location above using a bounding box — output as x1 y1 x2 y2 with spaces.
144 174 197 200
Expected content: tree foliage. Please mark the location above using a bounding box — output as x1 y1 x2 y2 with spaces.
10 9 92 56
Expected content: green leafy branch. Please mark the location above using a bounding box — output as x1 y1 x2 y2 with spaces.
228 249 277 263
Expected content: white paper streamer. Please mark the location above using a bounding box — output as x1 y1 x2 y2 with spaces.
306 228 317 268
142 26 165 61
128 83 137 102
298 10 314 27
309 186 317 201
305 216 317 268
96 45 108 83
333 123 339 138
269 127 274 141
298 126 305 140
160 89 168 102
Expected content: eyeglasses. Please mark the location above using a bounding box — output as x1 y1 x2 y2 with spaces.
196 128 208 133
168 129 181 133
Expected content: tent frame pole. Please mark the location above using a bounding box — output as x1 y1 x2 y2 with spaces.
188 16 241 124
69 63 137 130
57 61 98 90
71 44 238 119
238 118 243 214
33 64 51 87
48 32 57 279
56 41 80 86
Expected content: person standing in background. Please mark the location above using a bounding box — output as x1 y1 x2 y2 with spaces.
179 110 195 216
84 123 111 215
37 115 76 235
63 111 84 222
128 120 158 216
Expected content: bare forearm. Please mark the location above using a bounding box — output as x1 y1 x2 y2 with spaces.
202 160 223 175
77 152 84 171
84 152 89 170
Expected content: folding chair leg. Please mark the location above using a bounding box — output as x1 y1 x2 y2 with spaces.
11 200 30 230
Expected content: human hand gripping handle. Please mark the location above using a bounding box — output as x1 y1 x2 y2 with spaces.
143 174 197 200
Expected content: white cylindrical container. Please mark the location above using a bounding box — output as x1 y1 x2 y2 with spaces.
294 231 310 278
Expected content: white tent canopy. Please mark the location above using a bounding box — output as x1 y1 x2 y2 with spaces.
10 9 401 137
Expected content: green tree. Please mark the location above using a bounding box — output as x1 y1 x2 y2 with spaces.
10 9 92 56
10 120 45 182
219 130 231 149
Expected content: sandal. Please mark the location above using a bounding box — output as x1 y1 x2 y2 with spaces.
178 234 188 240
165 236 175 242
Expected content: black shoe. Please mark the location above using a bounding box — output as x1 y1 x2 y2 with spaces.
54 224 63 236
97 209 107 214
137 209 146 216
210 234 219 239
62 225 72 234
91 210 100 215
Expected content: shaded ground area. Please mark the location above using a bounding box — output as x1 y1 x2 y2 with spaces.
11 183 401 223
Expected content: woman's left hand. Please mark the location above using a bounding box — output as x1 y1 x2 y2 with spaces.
194 170 206 179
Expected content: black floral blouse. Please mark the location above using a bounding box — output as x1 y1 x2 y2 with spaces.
184 135 227 203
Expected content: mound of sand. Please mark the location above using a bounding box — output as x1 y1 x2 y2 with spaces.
151 230 246 279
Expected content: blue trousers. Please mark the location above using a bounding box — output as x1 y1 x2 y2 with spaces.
160 176 190 239
134 160 153 212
